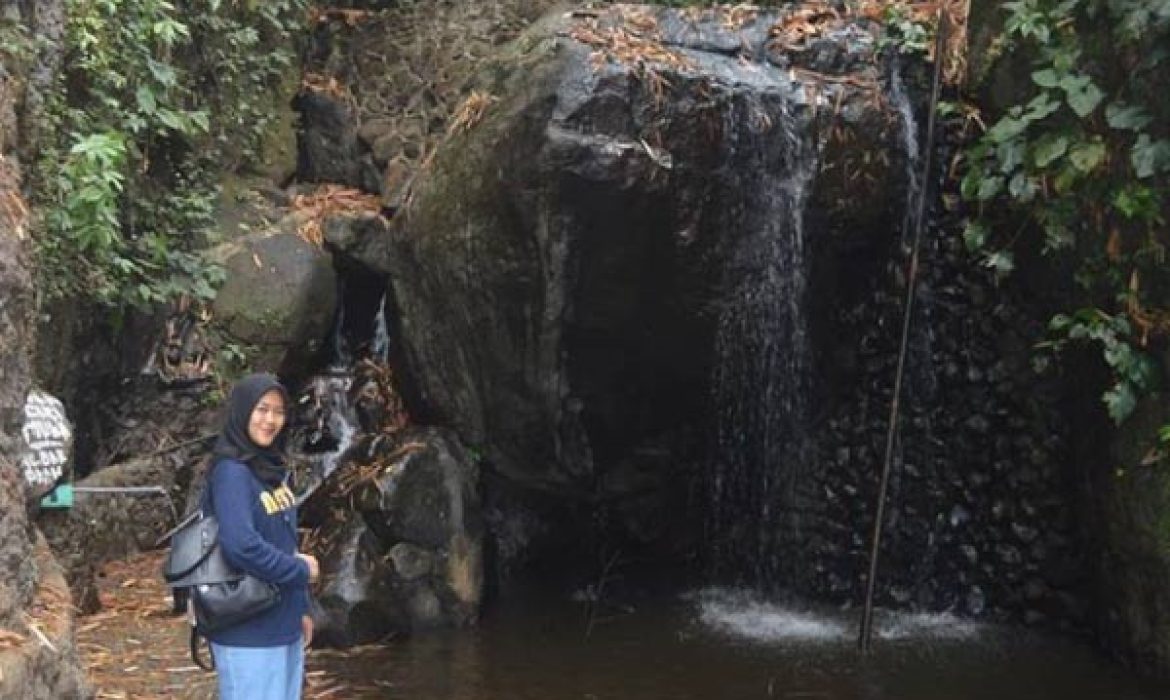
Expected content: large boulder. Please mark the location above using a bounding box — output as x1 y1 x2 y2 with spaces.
306 427 483 646
294 90 383 194
340 5 906 494
212 230 338 375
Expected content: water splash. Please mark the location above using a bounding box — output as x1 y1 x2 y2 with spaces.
695 588 982 643
697 588 847 642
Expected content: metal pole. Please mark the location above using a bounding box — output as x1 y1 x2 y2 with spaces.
858 7 949 654
71 485 180 526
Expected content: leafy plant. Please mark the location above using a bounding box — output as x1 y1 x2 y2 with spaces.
962 0 1170 425
876 2 933 54
33 0 308 310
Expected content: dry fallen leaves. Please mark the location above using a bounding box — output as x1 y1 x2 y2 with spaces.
0 628 28 651
569 6 695 74
308 7 374 28
0 155 30 240
447 90 499 136
301 72 355 103
81 550 393 699
290 185 383 247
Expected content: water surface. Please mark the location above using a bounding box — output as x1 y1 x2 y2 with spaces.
318 586 1170 700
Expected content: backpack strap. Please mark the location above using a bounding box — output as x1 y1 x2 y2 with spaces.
190 623 215 671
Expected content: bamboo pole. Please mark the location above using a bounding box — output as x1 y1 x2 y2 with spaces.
858 6 950 654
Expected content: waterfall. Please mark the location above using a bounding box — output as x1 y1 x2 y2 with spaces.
296 280 391 484
708 92 821 590
372 292 390 364
888 59 939 408
301 371 359 481
889 58 921 253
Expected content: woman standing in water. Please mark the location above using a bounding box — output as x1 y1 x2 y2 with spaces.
205 373 319 699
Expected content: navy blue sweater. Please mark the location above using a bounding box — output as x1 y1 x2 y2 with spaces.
205 459 309 647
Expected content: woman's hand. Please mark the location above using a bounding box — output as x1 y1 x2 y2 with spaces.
296 553 319 583
302 614 314 649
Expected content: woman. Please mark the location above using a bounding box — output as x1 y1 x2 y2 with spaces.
205 373 319 700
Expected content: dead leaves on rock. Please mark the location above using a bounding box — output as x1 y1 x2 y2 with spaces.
679 4 760 31
0 154 29 240
308 7 374 28
769 2 845 52
447 90 499 137
354 358 412 434
569 6 694 74
291 185 383 247
0 629 27 652
762 2 968 86
302 72 355 104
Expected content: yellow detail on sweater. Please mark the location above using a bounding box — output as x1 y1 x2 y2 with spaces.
260 484 295 515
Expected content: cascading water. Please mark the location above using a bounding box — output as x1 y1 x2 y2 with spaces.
708 91 822 591
300 370 359 481
294 281 394 485
372 292 390 365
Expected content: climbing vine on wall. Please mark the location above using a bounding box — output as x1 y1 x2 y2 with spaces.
34 0 307 309
962 0 1170 426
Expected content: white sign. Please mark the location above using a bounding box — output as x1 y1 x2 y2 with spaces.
20 390 72 488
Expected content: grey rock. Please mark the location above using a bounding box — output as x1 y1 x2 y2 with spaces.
212 232 337 375
389 542 435 580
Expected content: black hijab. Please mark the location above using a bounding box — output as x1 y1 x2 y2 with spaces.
212 373 291 487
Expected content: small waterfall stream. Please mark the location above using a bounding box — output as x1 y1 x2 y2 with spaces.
294 276 393 486
708 91 822 590
372 292 391 365
706 59 937 602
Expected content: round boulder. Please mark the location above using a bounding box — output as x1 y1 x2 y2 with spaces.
212 231 337 375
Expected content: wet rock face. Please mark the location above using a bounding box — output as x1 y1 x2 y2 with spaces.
306 427 483 646
318 2 1086 634
295 90 383 194
346 5 904 492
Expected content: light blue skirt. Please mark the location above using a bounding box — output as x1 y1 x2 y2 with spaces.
211 638 304 700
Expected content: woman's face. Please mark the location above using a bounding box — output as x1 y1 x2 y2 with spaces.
247 389 287 447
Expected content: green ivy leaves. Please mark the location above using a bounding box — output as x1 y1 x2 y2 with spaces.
962 0 1170 437
1046 310 1158 423
36 0 307 310
1132 134 1170 178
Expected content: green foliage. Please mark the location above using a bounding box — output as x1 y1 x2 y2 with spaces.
34 0 307 310
962 0 1170 425
876 2 933 54
1040 309 1158 422
0 16 35 68
215 339 258 383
